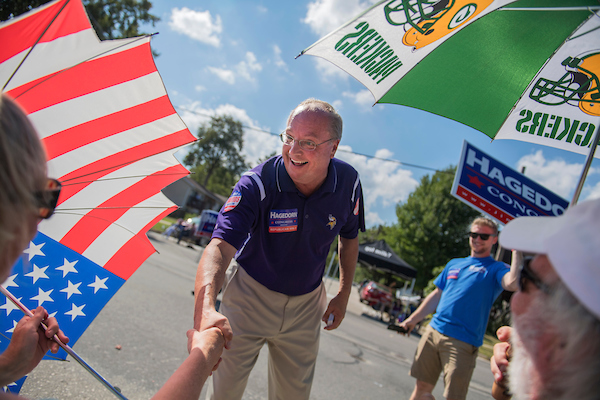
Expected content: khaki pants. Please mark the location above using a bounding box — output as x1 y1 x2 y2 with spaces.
410 325 478 400
206 265 327 400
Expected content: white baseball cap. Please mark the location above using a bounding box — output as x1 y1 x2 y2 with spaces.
499 198 600 320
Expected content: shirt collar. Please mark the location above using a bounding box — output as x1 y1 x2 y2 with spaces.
275 156 338 195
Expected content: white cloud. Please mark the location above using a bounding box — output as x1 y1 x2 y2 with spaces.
301 0 378 83
314 58 349 81
195 85 206 92
584 181 600 200
365 210 384 227
273 45 288 70
176 101 211 134
331 99 343 111
336 146 419 224
207 52 262 84
206 67 235 84
342 90 375 108
516 150 598 199
169 8 222 47
176 102 279 166
236 52 262 82
303 0 379 37
303 0 379 83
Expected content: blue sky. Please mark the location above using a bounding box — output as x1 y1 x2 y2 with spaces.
142 0 600 227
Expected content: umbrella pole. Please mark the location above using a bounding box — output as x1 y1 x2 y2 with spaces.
0 286 128 400
571 124 600 206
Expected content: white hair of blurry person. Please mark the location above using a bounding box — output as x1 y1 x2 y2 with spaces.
500 199 600 400
0 94 47 277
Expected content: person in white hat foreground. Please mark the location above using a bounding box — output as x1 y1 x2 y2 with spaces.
490 198 600 400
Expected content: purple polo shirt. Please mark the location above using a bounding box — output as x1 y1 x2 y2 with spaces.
212 155 365 295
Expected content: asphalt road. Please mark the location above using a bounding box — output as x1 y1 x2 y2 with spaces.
20 232 495 399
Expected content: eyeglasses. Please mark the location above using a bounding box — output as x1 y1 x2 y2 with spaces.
518 257 551 294
468 232 496 240
279 132 337 151
35 178 61 219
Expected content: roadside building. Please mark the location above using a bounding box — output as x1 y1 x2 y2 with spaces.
162 176 226 218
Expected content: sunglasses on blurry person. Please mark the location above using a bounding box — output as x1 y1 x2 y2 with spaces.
35 178 61 219
468 232 496 240
518 257 551 294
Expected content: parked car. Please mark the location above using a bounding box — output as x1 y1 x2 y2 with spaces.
357 279 369 294
359 281 393 309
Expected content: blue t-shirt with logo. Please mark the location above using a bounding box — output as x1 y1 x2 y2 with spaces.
430 256 508 347
212 155 365 296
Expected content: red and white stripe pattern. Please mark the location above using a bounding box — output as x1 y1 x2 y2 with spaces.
0 0 195 279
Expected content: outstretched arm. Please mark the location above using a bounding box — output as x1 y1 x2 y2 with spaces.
399 287 442 335
322 236 359 330
151 328 224 400
193 238 237 349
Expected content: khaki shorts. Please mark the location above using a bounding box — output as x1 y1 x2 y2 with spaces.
410 325 478 400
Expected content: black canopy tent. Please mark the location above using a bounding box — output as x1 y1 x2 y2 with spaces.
323 240 417 293
358 240 417 281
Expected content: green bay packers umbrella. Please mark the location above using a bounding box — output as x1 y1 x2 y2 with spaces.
298 0 600 202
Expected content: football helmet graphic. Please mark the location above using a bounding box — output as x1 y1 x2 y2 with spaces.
383 0 493 50
529 52 600 117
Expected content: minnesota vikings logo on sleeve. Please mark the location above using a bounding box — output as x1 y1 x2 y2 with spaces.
326 214 337 230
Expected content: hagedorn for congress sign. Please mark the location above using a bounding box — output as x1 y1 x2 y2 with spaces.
451 142 569 224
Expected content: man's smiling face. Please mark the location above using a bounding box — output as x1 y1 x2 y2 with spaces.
282 107 339 197
469 223 497 258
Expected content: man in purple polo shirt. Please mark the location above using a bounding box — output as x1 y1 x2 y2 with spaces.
193 98 365 400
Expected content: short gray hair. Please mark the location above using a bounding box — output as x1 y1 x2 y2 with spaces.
287 98 343 140
0 95 47 266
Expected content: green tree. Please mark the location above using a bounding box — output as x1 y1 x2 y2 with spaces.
0 0 159 40
382 166 480 289
189 163 238 197
358 225 385 244
184 115 249 196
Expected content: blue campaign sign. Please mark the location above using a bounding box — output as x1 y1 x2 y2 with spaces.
451 141 569 224
194 209 219 238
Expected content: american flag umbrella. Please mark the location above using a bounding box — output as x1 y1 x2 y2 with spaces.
299 0 600 203
0 0 195 394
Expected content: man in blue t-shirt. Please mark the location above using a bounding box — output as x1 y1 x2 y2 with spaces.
400 217 518 400
193 99 365 400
